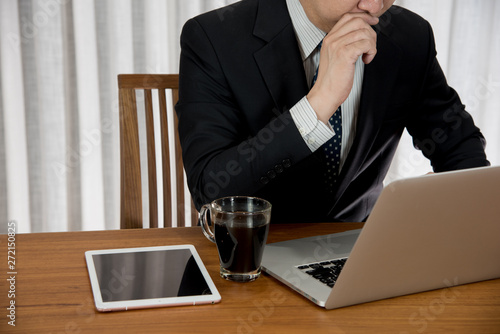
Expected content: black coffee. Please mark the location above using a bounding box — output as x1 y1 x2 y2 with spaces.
214 219 269 274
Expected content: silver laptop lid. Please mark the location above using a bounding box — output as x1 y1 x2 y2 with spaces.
327 166 500 309
262 166 500 309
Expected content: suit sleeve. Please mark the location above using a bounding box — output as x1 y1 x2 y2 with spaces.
406 21 489 172
176 18 311 209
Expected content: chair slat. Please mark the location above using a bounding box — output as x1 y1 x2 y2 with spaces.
191 198 199 226
118 74 198 228
171 88 186 227
158 88 173 227
119 87 142 229
144 89 158 228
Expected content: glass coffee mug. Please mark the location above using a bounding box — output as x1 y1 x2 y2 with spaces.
200 196 272 282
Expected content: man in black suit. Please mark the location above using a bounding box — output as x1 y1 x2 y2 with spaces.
176 0 489 223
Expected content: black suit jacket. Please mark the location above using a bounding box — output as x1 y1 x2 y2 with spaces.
176 0 489 223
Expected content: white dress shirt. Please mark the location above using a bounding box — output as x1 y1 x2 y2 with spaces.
286 0 364 170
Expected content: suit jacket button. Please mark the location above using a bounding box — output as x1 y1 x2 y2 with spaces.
260 176 270 185
274 164 284 173
267 170 277 179
282 159 291 168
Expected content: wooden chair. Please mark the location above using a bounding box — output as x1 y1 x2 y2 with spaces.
118 74 198 228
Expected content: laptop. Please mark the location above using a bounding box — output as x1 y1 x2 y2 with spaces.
261 165 500 309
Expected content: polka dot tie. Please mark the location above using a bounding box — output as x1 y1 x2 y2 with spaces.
311 40 342 193
324 107 342 192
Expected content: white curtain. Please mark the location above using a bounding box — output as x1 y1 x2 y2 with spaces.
0 0 239 233
0 0 498 233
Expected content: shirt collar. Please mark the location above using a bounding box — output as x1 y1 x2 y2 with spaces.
286 0 326 61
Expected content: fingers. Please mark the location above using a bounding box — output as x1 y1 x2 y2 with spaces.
329 12 378 37
306 13 379 124
323 13 378 65
362 48 377 64
325 29 377 65
333 12 379 31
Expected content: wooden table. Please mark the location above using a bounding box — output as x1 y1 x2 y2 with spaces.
1 223 499 333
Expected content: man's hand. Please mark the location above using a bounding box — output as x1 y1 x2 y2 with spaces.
307 13 379 125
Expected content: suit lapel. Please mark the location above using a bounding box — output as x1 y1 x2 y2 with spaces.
253 0 308 110
331 21 403 211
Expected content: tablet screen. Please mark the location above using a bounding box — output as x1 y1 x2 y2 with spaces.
85 245 221 311
92 249 211 302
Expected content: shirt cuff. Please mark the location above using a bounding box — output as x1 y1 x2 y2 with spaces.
290 96 335 152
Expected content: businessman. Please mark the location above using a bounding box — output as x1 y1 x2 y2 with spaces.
176 0 489 223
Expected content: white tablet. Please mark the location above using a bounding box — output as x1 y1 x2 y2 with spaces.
85 245 221 312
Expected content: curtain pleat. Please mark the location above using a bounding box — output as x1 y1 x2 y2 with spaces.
1 0 33 232
0 39 7 229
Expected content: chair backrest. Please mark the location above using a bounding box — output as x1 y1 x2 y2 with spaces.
118 74 198 229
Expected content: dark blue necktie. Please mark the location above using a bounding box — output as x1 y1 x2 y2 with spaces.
311 41 342 192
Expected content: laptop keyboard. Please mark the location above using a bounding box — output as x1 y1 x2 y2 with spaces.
296 258 347 288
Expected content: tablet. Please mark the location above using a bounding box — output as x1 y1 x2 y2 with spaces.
85 245 221 312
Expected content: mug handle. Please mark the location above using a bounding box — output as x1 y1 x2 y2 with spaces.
200 204 216 243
